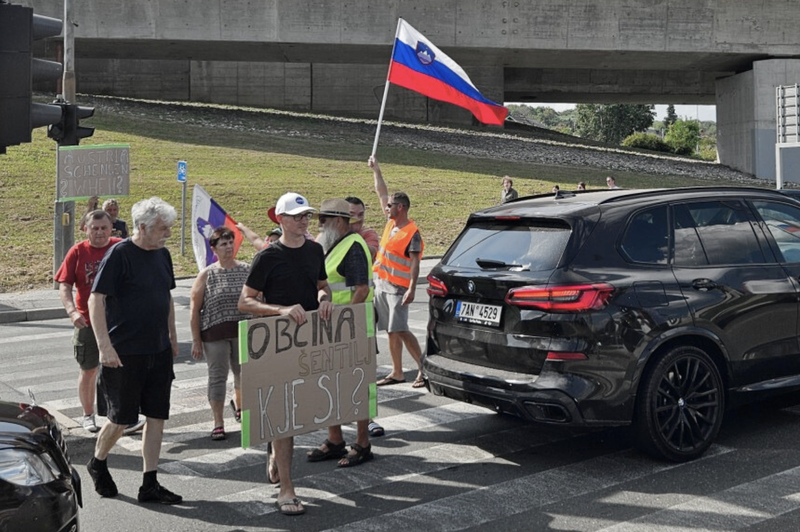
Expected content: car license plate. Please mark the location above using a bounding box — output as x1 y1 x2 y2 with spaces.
455 301 502 327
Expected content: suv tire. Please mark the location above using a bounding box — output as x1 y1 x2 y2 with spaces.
634 345 724 462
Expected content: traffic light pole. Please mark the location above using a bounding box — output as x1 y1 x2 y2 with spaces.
53 0 75 288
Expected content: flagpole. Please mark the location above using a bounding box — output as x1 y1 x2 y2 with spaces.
372 18 403 158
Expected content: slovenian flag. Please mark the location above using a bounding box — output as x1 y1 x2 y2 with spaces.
388 19 508 125
191 184 244 271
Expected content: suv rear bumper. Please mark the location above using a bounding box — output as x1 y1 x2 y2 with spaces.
423 353 628 427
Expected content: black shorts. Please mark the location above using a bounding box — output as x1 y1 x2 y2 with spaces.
98 348 175 425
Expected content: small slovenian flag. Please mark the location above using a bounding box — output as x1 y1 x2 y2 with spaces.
388 19 508 125
191 184 244 271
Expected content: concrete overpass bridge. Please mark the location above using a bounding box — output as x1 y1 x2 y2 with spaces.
23 0 800 181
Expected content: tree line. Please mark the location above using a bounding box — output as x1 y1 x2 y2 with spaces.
507 103 717 160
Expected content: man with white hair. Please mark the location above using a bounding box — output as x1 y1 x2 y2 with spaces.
307 198 375 467
87 197 182 505
238 192 333 516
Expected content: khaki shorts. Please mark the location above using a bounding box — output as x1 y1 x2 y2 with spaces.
73 326 100 370
374 288 409 333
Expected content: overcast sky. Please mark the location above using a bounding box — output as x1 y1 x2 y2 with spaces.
512 103 717 122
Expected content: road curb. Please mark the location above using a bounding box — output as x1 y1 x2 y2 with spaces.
0 308 66 324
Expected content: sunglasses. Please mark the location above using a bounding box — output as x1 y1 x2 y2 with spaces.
319 214 347 224
287 212 313 222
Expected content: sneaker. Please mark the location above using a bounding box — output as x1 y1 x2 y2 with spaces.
123 417 146 435
86 458 118 498
82 414 99 433
138 482 183 505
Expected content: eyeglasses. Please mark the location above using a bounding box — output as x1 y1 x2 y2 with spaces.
286 212 313 222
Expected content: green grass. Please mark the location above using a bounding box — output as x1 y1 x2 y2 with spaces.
0 99 761 292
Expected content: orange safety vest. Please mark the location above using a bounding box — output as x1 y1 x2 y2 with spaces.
373 220 423 288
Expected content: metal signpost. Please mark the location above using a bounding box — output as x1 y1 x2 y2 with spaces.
178 160 187 255
776 84 800 189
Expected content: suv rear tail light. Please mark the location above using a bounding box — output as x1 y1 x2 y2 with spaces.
427 274 448 297
505 283 614 311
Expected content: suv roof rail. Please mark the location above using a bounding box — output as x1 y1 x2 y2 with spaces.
598 186 781 204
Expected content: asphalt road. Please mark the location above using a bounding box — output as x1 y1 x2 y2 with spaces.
3 283 800 531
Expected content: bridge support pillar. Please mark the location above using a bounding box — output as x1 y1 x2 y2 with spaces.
716 59 800 184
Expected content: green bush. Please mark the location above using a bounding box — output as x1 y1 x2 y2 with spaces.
621 132 672 153
665 120 700 157
698 137 717 161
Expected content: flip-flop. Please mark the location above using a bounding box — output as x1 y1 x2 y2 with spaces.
211 426 226 440
412 377 426 389
376 376 406 386
276 497 305 516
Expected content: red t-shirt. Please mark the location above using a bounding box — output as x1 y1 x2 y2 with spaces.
358 227 380 260
55 238 122 325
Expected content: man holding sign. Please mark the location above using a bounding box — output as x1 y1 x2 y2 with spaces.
238 192 332 517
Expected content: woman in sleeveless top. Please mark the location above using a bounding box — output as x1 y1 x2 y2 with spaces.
190 227 250 441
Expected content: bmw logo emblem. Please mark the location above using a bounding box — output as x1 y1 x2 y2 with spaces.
467 280 476 294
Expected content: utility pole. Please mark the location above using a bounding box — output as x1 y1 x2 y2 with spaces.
52 0 94 286
52 0 74 286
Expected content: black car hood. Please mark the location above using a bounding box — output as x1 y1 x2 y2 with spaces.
0 400 53 445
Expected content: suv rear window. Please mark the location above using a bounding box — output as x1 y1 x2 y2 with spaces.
442 222 570 271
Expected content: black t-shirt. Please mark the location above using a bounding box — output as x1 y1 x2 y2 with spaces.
92 240 176 355
245 239 327 311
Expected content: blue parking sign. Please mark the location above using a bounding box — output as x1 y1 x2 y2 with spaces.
177 160 187 182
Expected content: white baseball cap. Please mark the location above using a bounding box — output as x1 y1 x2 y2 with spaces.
275 192 316 216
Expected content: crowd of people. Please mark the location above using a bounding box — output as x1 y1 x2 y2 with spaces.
58 156 424 516
500 175 620 203
59 156 622 515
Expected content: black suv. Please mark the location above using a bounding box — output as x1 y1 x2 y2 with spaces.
423 187 800 462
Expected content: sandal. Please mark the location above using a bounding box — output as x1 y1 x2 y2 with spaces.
276 497 305 516
211 426 226 441
368 421 385 437
412 376 426 388
337 443 374 468
230 399 241 423
307 439 347 462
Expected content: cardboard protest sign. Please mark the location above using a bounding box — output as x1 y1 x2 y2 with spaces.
238 303 376 448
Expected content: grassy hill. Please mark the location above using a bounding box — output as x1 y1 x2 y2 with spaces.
0 96 767 292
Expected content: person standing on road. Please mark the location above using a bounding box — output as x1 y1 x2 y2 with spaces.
56 210 121 434
238 192 333 516
345 195 385 437
307 198 375 467
345 196 380 259
87 197 183 505
368 156 425 388
190 227 250 441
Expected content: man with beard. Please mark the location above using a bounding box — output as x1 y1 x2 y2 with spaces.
307 198 375 467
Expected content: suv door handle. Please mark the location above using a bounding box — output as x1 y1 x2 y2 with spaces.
692 278 717 291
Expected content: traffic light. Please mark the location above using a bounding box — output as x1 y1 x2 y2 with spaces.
0 4 63 153
48 103 95 146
